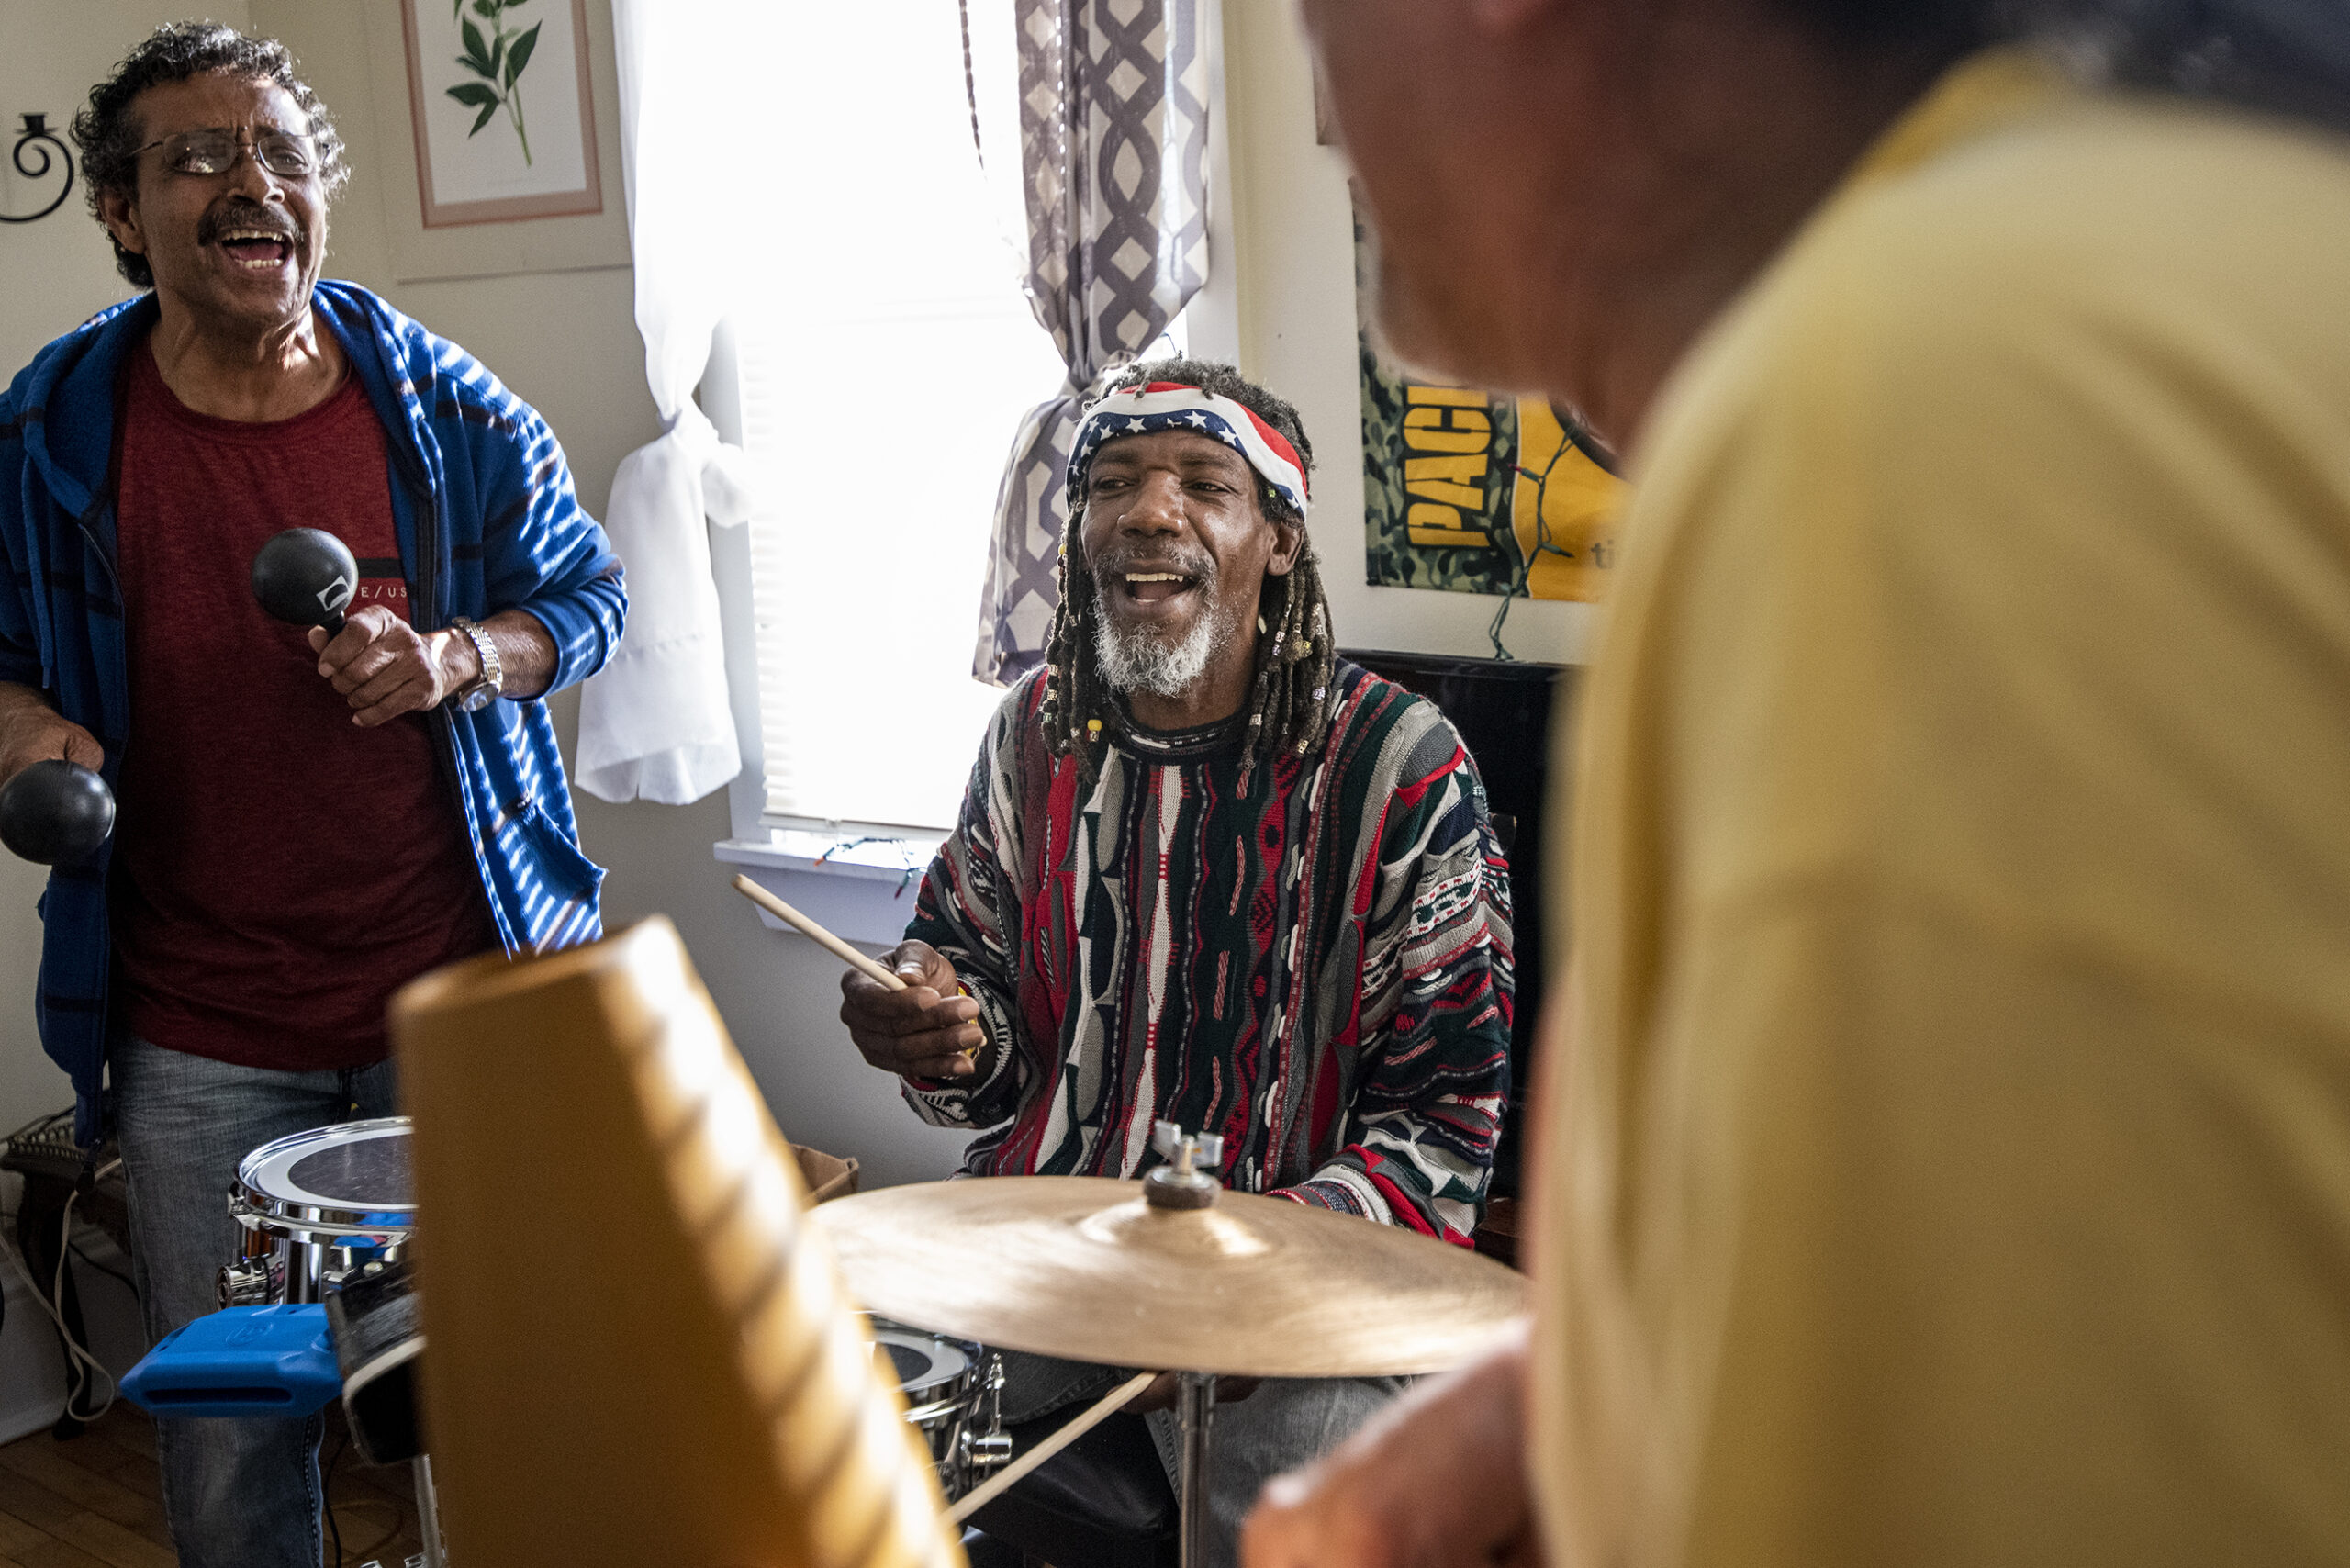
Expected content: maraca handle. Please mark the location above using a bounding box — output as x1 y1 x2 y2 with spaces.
319 611 346 639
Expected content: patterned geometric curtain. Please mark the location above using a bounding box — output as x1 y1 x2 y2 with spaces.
970 0 1210 686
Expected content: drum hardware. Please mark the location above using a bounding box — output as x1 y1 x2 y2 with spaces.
221 1116 416 1306
945 1368 1160 1527
869 1316 1015 1501
1175 1372 1215 1568
813 1119 1529 1568
214 1117 445 1568
1151 1124 1230 1568
961 1355 1014 1487
217 1227 285 1307
411 1450 449 1568
1144 1121 1222 1211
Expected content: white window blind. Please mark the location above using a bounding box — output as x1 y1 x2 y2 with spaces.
731 3 1064 834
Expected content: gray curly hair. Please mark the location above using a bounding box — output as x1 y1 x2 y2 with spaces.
72 22 349 289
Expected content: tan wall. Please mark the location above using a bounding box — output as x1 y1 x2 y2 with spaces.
0 0 260 1159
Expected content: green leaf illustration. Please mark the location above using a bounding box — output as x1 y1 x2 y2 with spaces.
505 22 541 89
459 19 494 74
442 3 538 165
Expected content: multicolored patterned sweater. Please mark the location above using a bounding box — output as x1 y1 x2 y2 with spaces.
902 660 1514 1243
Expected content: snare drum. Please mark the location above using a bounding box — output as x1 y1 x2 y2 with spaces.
220 1117 415 1308
868 1316 1009 1500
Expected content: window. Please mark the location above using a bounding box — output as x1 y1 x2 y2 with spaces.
725 3 1065 835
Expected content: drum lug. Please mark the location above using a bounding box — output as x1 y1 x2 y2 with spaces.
217 1255 283 1309
959 1354 1013 1481
962 1428 1013 1477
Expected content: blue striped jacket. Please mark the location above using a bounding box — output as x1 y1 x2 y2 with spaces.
0 281 628 1142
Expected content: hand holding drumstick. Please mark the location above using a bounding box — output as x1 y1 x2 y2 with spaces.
730 876 988 1081
837 938 990 1081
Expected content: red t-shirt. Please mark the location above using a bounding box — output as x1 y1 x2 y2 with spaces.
110 342 500 1070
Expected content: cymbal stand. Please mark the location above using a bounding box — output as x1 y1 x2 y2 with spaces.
1147 1121 1227 1568
1176 1371 1218 1568
413 1454 448 1567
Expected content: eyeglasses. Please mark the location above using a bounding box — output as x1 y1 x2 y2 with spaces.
129 127 319 179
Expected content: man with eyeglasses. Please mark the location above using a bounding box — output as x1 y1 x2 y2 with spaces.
0 24 625 1564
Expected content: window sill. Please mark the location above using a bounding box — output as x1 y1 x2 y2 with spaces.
713 834 939 947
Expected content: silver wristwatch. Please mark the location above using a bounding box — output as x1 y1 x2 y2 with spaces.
450 617 503 712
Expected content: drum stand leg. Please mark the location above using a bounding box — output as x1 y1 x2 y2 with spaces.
1176 1372 1216 1568
412 1455 447 1567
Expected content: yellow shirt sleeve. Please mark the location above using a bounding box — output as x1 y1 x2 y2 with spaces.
1534 53 2350 1568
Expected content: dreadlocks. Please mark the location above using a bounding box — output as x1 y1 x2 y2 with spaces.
1039 359 1337 787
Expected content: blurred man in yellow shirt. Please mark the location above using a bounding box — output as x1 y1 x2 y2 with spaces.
1247 3 2350 1565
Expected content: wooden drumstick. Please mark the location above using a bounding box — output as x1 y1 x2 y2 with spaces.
731 875 906 991
946 1370 1162 1526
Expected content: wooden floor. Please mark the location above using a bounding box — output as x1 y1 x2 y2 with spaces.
0 1401 427 1567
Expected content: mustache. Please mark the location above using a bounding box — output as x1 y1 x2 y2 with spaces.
1088 544 1213 584
197 203 300 247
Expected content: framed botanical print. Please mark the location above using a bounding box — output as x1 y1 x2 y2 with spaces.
399 0 602 227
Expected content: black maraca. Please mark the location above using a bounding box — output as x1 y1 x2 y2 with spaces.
251 527 358 637
0 758 115 865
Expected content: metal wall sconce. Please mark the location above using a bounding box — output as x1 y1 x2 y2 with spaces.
1 113 75 226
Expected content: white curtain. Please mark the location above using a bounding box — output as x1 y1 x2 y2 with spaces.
573 0 771 805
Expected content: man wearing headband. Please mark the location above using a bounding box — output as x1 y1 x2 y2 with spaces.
838 358 1515 1565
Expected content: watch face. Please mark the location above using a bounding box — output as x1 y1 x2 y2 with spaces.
459 686 495 713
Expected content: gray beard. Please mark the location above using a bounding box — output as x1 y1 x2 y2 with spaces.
1092 586 1239 702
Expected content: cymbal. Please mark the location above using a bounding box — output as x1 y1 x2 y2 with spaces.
810 1176 1528 1379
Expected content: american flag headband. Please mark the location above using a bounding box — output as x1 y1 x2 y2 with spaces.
1065 383 1313 521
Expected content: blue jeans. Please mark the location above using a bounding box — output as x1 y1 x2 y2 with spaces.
113 1036 399 1568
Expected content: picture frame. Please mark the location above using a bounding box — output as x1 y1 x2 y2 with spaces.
399 0 601 226
363 0 629 282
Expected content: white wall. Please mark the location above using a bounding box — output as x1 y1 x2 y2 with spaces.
0 2 1569 1196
